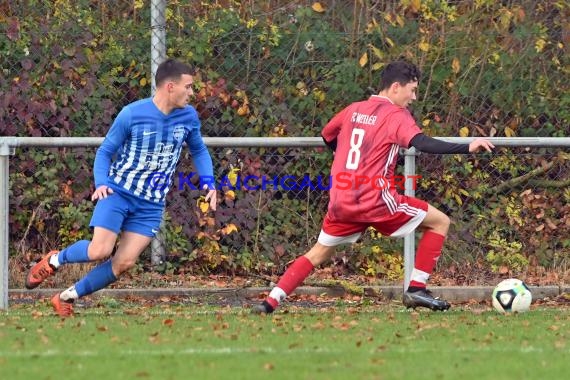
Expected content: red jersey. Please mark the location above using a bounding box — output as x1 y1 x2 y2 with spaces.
322 95 421 222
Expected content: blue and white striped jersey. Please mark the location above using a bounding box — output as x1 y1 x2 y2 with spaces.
93 98 213 204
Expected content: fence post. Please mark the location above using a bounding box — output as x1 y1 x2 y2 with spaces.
403 147 417 292
0 142 14 309
150 0 167 267
150 0 167 92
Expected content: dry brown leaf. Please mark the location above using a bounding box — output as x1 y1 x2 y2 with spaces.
311 2 325 13
452 57 460 74
359 52 368 67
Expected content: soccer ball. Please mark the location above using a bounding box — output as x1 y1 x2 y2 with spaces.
492 278 532 313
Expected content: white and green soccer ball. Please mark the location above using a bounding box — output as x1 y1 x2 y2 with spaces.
492 278 532 313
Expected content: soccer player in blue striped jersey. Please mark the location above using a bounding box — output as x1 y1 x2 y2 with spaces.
25 59 217 317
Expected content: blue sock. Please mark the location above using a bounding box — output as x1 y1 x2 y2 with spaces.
58 240 91 265
74 260 117 297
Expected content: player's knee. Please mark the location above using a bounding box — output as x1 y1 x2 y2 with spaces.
438 214 451 234
112 259 137 275
443 214 451 228
87 242 114 261
305 244 335 266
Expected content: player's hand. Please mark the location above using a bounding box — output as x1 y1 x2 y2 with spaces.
469 138 495 153
203 187 217 211
91 185 114 201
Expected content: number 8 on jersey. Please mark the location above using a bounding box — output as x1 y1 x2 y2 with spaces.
346 128 365 169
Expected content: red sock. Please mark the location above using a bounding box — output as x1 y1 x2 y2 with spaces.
266 256 314 309
408 230 445 289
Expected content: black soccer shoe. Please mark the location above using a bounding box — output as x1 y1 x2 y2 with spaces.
251 300 275 314
403 289 451 311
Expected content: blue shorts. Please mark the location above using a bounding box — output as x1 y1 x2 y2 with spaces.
90 190 164 237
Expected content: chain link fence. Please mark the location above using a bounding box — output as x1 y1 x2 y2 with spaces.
1 1 569 288
4 141 569 289
415 148 570 282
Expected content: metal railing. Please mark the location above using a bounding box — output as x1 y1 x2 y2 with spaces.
1 136 569 309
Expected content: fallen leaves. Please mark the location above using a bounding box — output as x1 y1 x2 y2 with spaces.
311 2 326 13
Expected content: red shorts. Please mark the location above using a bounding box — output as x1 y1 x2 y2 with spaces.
318 196 428 246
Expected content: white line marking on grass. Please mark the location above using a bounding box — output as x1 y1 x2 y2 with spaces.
2 346 567 359
0 347 341 358
376 346 568 354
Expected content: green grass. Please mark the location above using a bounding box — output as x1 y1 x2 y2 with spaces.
1 301 569 380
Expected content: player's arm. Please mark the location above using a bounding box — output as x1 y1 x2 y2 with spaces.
409 133 494 154
321 107 349 152
186 123 217 210
321 135 337 152
92 107 131 200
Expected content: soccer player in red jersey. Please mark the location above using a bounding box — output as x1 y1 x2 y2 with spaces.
253 60 494 313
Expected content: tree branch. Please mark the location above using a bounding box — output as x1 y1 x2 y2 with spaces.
486 161 555 194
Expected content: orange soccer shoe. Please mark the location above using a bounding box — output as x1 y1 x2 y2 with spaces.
51 293 74 318
25 250 59 289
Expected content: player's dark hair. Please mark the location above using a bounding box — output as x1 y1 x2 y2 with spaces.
155 58 195 87
379 61 421 91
